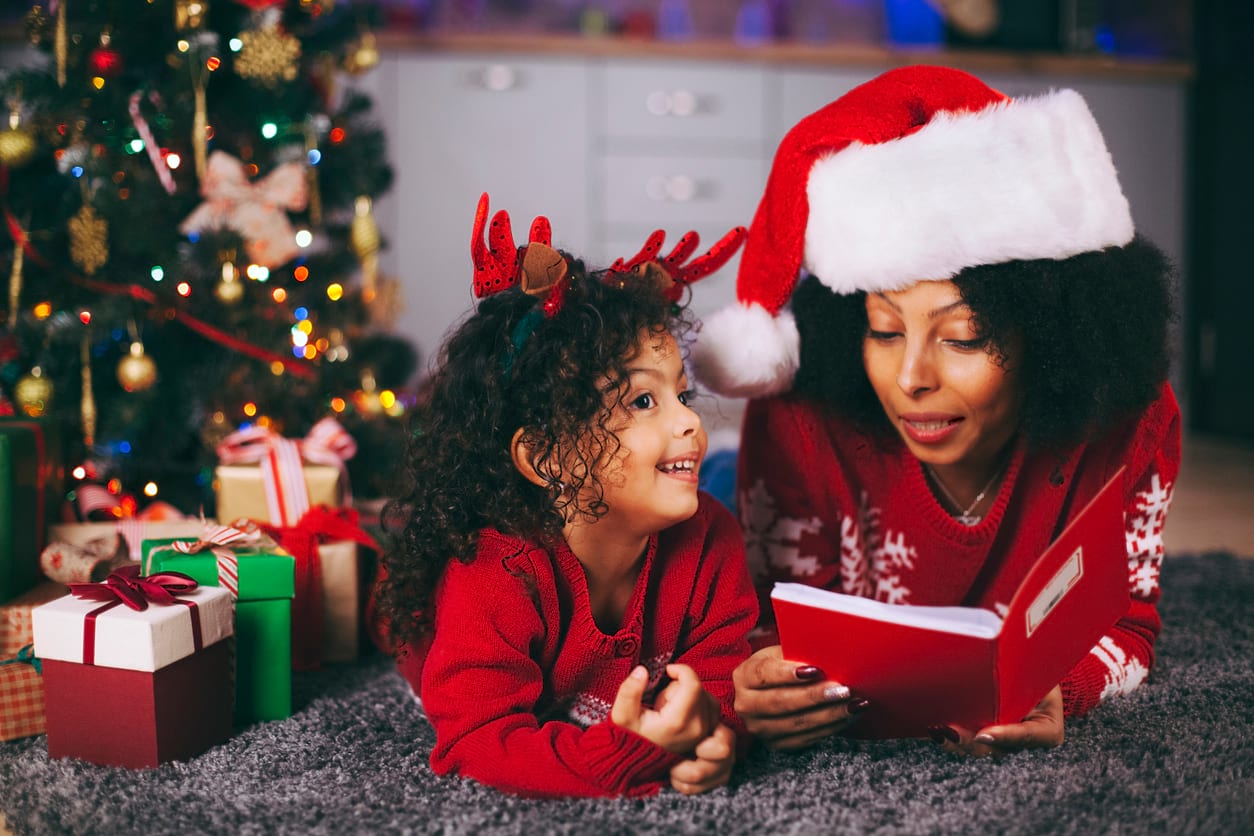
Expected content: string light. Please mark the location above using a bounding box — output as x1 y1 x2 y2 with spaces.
272 287 287 303
294 267 309 282
326 282 343 301
176 281 192 296
33 302 52 318
143 482 158 497
243 402 257 417
150 266 164 281
330 397 346 413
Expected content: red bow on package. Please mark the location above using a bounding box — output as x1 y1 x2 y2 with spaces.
67 565 204 666
216 417 358 528
68 564 199 610
259 506 379 672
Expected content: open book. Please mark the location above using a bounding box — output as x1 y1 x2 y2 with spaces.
771 467 1129 739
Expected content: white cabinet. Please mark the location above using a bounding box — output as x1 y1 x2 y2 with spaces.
371 50 1187 391
374 53 591 362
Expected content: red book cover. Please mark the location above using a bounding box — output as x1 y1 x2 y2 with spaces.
771 468 1129 739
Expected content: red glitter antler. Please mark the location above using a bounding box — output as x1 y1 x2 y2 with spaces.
610 226 748 301
470 193 553 298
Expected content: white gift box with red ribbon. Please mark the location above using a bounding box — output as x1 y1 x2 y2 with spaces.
32 582 233 672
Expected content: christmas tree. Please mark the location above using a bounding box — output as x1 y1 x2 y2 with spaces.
0 0 415 517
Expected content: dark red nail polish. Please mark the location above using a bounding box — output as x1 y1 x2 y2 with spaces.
927 726 947 744
847 698 871 715
794 665 824 681
937 725 960 743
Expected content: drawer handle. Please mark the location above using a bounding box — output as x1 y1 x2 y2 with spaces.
645 89 704 117
646 174 700 203
471 64 519 92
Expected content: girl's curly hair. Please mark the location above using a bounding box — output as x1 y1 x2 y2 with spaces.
791 235 1175 450
376 261 694 648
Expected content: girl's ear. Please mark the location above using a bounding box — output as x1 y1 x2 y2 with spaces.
510 427 549 488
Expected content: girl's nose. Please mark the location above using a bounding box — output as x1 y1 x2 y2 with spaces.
676 401 701 437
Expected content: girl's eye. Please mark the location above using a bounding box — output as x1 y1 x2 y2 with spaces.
678 389 697 407
630 393 656 410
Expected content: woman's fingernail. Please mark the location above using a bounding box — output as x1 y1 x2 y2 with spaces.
938 725 960 743
927 726 948 744
974 733 995 744
847 698 872 715
795 665 824 681
822 684 851 701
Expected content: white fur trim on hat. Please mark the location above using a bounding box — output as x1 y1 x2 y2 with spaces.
805 88 1134 295
692 303 799 398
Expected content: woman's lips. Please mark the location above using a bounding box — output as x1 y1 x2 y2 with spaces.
898 414 963 444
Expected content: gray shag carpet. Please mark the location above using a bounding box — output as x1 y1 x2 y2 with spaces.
2 552 1252 835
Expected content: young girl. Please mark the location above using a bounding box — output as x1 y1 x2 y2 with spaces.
373 194 756 798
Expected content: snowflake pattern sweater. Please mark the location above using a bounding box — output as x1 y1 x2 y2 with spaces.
738 385 1181 719
400 493 758 798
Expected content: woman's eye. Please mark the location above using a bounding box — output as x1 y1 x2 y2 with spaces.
630 393 656 410
867 329 901 341
678 388 697 407
944 338 985 350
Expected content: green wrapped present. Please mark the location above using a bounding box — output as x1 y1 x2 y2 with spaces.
0 419 65 602
142 531 294 723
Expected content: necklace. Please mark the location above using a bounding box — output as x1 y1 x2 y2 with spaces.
925 463 1005 527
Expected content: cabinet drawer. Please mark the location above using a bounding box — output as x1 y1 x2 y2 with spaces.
600 153 765 229
598 62 768 146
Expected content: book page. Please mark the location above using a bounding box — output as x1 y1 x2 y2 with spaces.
772 583 1004 639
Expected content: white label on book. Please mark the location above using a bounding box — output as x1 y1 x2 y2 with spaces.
1026 547 1083 637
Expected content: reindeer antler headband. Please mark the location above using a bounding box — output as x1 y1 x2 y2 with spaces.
470 192 747 377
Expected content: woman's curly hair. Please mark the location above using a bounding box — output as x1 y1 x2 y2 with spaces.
376 260 694 648
791 235 1175 450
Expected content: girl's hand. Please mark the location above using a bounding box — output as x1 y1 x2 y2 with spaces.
610 663 719 753
930 685 1065 756
669 722 737 795
733 645 867 750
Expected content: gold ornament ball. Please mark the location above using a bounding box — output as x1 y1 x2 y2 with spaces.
0 126 36 168
344 33 379 75
117 342 158 392
216 276 244 304
14 372 53 417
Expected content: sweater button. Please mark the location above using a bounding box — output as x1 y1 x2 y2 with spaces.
616 636 639 657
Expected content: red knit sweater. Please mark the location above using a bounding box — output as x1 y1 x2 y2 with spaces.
399 493 758 798
738 385 1181 719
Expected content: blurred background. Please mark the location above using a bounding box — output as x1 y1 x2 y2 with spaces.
0 1 1249 549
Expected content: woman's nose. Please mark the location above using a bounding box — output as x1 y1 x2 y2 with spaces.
897 341 937 396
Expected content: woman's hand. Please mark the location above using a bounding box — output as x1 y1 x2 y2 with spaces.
930 685 1065 756
669 722 737 795
733 645 869 750
611 663 720 754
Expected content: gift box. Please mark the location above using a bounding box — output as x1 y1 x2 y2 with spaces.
142 535 295 723
2 580 68 658
48 519 213 568
215 463 340 527
0 646 45 741
0 419 65 602
32 572 235 768
317 540 362 663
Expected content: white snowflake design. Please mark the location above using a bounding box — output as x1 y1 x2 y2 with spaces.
740 479 918 603
739 479 824 581
1092 636 1150 701
563 653 672 728
1125 472 1173 599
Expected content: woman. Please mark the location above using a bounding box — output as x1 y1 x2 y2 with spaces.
692 65 1179 757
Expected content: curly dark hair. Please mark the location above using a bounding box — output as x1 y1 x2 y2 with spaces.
791 235 1175 450
376 261 694 648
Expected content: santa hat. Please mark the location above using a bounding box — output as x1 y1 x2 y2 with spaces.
692 65 1134 398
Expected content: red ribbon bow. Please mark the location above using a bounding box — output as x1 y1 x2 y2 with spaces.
69 564 199 610
68 565 203 666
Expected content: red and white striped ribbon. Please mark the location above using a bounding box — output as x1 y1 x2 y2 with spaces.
216 418 357 523
156 522 262 598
